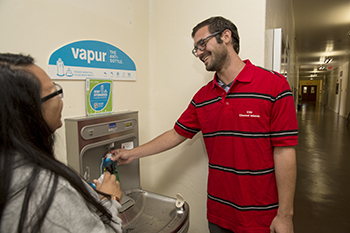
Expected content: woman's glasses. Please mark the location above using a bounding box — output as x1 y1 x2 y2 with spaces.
41 82 63 103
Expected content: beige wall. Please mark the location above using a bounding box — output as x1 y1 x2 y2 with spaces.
0 0 151 163
265 0 298 102
338 62 349 117
146 2 266 232
0 0 296 232
326 62 350 116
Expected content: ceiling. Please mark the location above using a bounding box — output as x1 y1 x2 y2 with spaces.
292 0 350 81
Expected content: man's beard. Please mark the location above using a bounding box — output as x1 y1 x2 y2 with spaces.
205 45 229 72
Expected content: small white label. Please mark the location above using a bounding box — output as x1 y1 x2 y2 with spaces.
121 141 134 150
86 79 90 91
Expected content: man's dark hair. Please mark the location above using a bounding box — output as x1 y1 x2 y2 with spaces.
192 16 240 54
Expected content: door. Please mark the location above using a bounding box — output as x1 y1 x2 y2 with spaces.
338 79 342 115
301 85 317 101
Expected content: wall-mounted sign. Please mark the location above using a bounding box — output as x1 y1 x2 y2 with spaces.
48 40 136 80
86 79 113 115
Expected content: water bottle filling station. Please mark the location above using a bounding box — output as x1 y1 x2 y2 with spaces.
65 111 189 232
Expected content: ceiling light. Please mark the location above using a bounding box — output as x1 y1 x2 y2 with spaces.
318 66 326 70
310 78 314 81
325 43 334 52
347 30 350 36
324 57 333 64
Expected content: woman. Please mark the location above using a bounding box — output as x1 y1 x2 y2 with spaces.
0 53 123 232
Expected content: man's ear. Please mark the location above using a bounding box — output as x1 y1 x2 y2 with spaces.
221 29 232 45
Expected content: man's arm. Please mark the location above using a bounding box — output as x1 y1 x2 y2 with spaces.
270 146 297 233
111 128 187 164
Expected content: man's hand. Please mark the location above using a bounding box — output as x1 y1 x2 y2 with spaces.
110 148 134 165
109 129 187 165
270 214 294 233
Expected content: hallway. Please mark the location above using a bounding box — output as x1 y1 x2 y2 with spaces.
294 102 350 232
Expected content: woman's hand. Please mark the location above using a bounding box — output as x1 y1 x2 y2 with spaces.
93 172 122 203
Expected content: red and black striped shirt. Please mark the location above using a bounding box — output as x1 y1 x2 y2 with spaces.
174 60 298 232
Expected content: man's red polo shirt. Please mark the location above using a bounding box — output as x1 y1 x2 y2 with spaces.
174 60 298 232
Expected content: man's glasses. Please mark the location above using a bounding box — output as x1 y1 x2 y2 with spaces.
192 31 222 57
41 82 63 103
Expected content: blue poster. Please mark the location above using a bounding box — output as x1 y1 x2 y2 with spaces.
48 40 136 80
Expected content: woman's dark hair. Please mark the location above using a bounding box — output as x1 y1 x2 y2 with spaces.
192 16 240 54
0 53 115 232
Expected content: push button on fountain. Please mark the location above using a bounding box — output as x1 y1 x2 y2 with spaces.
175 193 185 210
88 129 94 136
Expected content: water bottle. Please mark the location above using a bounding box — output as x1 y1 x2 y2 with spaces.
102 153 120 182
89 153 119 189
56 58 64 76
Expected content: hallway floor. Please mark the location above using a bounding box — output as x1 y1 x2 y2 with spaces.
294 102 350 232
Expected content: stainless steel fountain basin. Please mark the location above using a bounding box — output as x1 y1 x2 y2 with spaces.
118 189 189 233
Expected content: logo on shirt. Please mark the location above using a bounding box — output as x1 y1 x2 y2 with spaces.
239 110 260 118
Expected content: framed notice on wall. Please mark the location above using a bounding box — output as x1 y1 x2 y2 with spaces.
85 79 113 115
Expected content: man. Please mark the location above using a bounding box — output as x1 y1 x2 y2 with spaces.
112 16 298 233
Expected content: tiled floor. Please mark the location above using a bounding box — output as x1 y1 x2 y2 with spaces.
293 102 350 232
